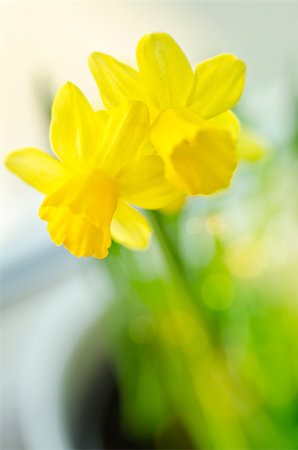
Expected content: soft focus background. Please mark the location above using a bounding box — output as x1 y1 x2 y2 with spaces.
1 1 298 449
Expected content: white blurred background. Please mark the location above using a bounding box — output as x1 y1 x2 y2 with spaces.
1 1 298 448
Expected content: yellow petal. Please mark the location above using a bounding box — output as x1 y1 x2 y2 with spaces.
136 32 194 109
151 108 237 195
50 82 108 165
89 52 155 112
118 154 184 210
5 148 63 193
39 171 118 259
237 128 268 162
208 110 240 143
111 201 152 250
100 101 150 176
187 54 245 119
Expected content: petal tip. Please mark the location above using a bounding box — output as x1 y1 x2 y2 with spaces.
88 51 99 67
88 51 113 70
4 151 14 170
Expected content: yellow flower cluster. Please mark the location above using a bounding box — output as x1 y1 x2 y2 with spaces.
5 33 246 258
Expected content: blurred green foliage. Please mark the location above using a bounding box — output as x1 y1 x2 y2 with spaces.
100 101 298 449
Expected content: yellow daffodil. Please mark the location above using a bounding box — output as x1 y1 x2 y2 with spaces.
89 32 246 197
5 82 180 258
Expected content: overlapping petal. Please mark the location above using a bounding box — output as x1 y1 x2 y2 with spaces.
5 148 64 193
88 52 155 111
187 54 245 119
118 154 184 209
151 108 237 195
50 82 108 165
111 201 152 250
136 32 194 109
100 101 150 176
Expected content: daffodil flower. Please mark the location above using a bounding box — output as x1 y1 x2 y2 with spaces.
5 82 180 258
89 32 246 196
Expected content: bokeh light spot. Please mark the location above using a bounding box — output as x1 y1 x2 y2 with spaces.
186 216 204 235
161 310 208 355
225 237 267 279
205 214 226 236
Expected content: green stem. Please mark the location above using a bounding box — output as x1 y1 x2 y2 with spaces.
148 210 208 333
149 210 248 449
149 211 186 279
